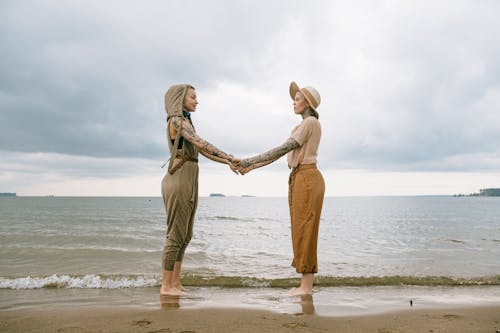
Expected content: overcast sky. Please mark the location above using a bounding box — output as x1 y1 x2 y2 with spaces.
1 0 499 196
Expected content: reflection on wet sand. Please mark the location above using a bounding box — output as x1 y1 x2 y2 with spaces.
291 294 315 315
300 294 315 314
160 295 180 309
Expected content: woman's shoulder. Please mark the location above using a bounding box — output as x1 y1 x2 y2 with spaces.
170 115 192 125
302 116 320 127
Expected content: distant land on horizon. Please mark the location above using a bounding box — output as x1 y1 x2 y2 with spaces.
3 189 500 198
208 193 257 197
454 188 500 197
209 193 225 197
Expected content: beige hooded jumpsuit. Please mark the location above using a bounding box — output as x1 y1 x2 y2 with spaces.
161 84 199 271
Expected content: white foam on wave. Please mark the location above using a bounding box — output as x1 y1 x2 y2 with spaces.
0 274 160 289
241 278 270 288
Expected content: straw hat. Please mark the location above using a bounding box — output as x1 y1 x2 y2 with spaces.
289 81 321 111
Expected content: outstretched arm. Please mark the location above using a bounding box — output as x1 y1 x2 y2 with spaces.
200 150 241 175
238 137 300 171
237 158 278 175
172 117 235 162
200 150 231 164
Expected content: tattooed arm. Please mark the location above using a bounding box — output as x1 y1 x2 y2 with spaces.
237 158 278 175
238 137 300 170
199 151 231 164
171 116 235 162
199 151 241 175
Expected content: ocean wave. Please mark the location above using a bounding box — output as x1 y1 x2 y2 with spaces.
443 239 466 244
0 245 161 253
0 274 158 289
1 274 499 290
205 215 279 223
207 216 248 222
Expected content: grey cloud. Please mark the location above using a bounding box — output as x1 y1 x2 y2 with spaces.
316 1 500 171
1 0 500 175
0 0 309 159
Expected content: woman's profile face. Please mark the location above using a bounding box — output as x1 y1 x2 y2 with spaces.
293 92 308 114
183 88 198 112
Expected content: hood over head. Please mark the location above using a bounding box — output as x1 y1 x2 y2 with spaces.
164 84 193 119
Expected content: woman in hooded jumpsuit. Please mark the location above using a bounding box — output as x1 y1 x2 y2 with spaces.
161 84 237 296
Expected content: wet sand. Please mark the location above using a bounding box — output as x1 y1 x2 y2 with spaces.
1 305 499 333
1 286 500 332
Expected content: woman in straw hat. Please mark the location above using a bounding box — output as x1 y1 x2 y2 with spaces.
161 84 238 296
237 81 325 295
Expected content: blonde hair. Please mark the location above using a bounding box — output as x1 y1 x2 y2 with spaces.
307 105 319 119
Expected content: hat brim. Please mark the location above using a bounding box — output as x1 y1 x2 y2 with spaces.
289 81 318 112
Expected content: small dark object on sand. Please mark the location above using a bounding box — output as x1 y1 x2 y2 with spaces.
410 300 413 307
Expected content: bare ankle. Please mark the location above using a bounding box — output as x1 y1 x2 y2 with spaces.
160 286 185 296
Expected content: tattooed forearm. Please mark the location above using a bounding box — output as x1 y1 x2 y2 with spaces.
199 140 231 160
200 150 231 165
174 117 233 161
239 137 299 167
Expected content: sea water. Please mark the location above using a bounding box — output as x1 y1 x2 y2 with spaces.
1 196 499 314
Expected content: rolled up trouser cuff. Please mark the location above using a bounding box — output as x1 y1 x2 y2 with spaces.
163 259 176 271
176 245 187 262
162 242 189 270
162 244 179 271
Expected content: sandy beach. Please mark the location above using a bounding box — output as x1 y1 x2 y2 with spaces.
2 286 500 332
1 305 499 333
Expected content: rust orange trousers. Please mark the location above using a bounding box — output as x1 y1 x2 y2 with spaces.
288 164 325 273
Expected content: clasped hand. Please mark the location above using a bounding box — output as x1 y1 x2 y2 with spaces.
228 158 252 175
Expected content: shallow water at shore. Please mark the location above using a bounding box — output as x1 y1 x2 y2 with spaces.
2 286 500 316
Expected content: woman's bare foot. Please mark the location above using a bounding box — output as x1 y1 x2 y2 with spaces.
160 287 185 296
175 284 187 292
289 287 312 296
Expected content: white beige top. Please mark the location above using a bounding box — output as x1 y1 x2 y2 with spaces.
287 116 321 168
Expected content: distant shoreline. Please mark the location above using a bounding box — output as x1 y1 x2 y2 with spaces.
454 188 500 197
